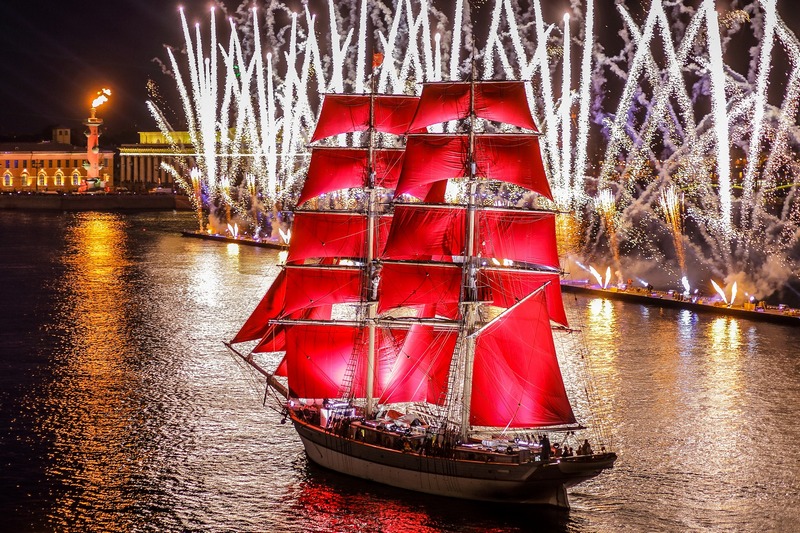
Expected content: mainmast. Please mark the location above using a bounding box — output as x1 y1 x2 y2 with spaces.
459 69 479 439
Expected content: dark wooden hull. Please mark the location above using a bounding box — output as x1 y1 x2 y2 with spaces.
290 412 615 509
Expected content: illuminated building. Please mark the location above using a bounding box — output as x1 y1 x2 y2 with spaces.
0 127 114 193
117 132 196 192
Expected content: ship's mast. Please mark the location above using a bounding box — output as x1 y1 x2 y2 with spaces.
459 68 479 439
364 64 378 417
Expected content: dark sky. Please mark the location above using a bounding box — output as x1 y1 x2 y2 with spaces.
0 0 189 139
0 1 796 141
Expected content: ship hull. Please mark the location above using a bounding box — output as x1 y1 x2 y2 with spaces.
291 415 614 509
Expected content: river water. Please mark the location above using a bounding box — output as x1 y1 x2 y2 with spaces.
1 210 798 532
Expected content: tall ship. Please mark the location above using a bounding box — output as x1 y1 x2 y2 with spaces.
227 77 616 508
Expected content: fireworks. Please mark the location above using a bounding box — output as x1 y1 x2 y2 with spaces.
152 0 800 300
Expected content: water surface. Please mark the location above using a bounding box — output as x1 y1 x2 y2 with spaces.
1 211 798 532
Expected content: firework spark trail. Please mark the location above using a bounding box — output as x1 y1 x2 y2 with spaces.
764 16 800 208
533 0 561 187
625 6 702 176
742 0 777 209
659 186 686 276
449 0 463 81
594 189 621 276
560 14 572 206
599 2 660 188
704 0 733 232
573 0 593 209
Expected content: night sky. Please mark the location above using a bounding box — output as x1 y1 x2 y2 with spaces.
0 1 796 142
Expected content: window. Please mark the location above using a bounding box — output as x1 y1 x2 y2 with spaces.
14 160 18 168
3 173 11 187
4 160 8 169
55 173 63 186
38 174 46 187
56 160 61 168
72 173 80 186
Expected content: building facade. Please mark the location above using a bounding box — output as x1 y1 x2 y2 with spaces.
117 132 195 192
0 129 114 193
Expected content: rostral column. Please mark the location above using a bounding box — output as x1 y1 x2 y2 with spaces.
81 88 111 192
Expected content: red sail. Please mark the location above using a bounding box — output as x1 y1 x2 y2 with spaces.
477 210 560 268
284 265 362 315
287 212 366 263
284 324 406 398
409 81 537 131
377 325 458 405
285 324 367 398
382 205 465 259
288 212 393 263
254 306 332 354
298 148 405 205
311 94 420 142
378 262 462 314
395 136 466 198
470 291 576 428
396 134 551 200
480 268 567 327
230 270 287 344
475 135 551 199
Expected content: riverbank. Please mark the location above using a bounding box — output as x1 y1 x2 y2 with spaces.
0 192 192 211
561 280 800 326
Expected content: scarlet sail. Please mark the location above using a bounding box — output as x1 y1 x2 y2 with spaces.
477 209 560 268
288 212 391 263
470 290 576 428
299 148 405 205
285 324 367 398
283 324 410 399
480 268 567 327
382 205 465 260
378 262 462 314
409 81 538 131
396 134 551 200
311 94 420 142
377 325 458 404
283 265 362 315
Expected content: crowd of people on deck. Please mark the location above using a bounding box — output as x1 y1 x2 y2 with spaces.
538 434 595 461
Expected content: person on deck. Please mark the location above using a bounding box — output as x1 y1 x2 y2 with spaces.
539 434 551 461
579 439 593 456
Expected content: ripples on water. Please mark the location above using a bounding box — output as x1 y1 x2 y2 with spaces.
0 211 798 532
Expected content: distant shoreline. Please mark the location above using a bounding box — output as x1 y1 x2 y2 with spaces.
0 192 192 211
561 280 800 326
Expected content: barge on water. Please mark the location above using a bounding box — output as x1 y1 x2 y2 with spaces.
561 280 800 326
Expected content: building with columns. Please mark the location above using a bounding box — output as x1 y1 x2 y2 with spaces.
117 132 195 192
0 128 114 193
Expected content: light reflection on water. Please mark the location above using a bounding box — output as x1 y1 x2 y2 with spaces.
1 211 799 532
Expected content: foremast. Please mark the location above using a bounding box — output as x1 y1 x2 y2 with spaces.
364 72 379 417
